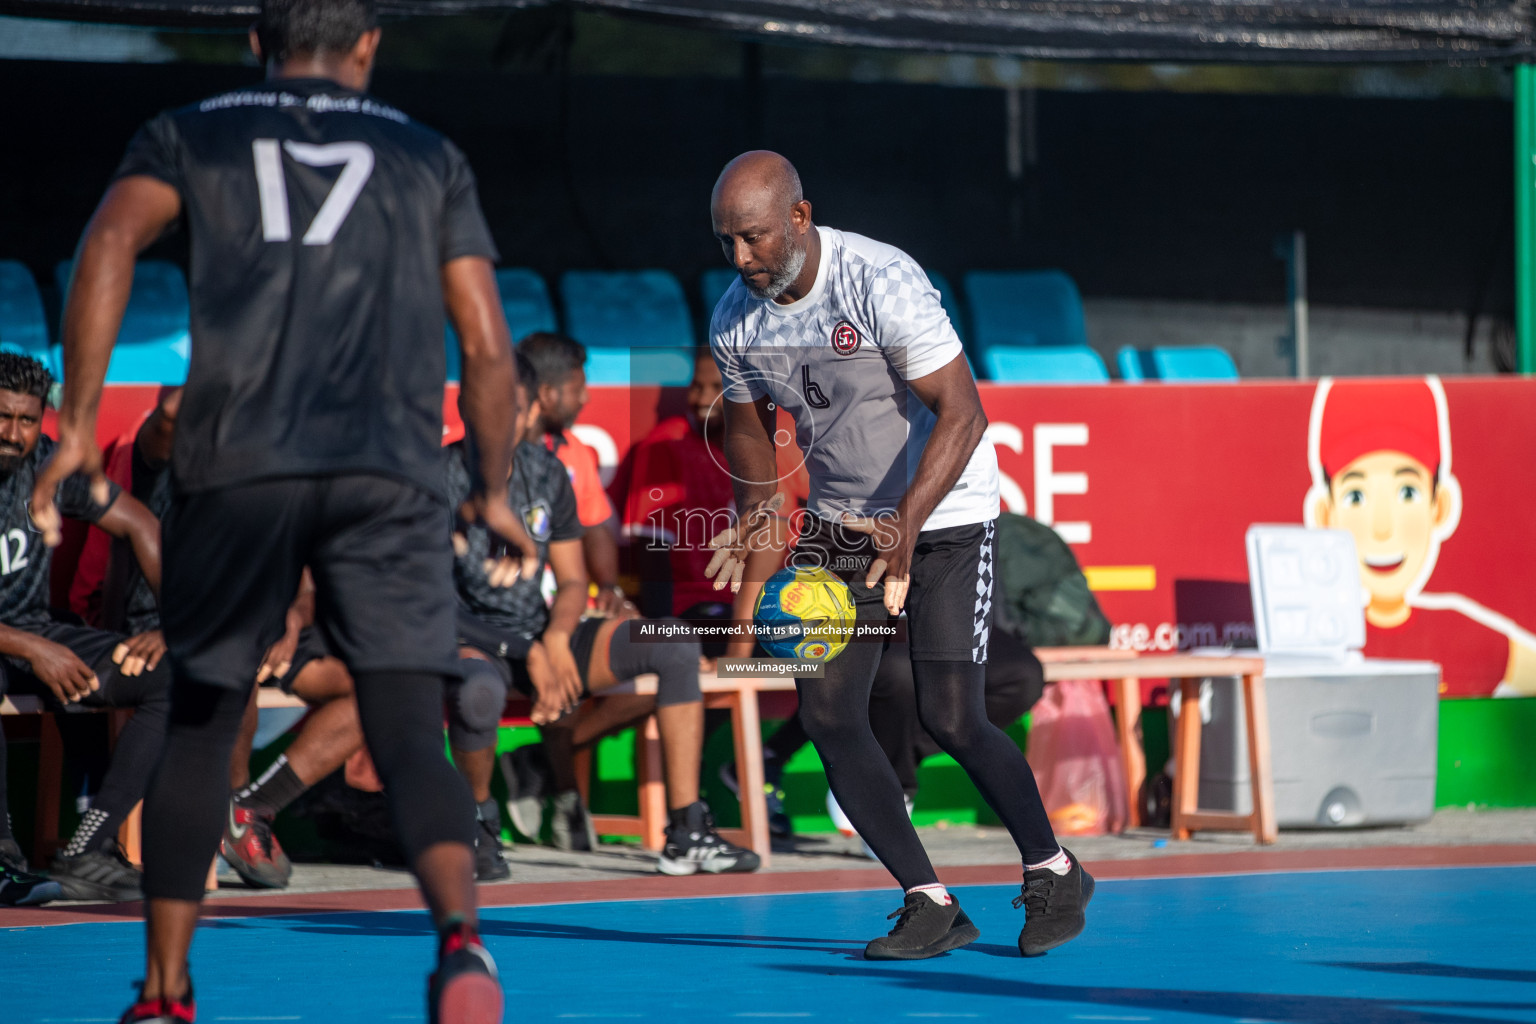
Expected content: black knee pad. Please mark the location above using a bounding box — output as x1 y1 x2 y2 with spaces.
447 658 507 751
609 619 702 707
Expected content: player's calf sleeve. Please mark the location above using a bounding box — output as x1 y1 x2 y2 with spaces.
141 680 252 901
447 659 507 752
78 666 174 855
607 619 702 707
353 671 477 862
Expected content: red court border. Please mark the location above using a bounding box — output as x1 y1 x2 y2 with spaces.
8 843 1534 929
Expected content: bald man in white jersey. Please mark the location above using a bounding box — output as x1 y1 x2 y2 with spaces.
706 151 1092 961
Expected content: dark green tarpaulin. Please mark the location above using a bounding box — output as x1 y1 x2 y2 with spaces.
1 0 1532 63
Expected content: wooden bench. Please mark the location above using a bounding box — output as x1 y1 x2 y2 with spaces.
565 671 795 867
1037 651 1276 844
1 686 308 869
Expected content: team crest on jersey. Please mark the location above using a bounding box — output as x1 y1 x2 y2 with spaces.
523 501 552 541
831 321 861 356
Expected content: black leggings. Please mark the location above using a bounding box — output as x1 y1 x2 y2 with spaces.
797 633 1059 890
870 631 1044 794
142 671 474 901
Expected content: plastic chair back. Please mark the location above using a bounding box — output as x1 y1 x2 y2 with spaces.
964 270 1087 353
982 345 1108 383
55 259 189 384
561 270 693 349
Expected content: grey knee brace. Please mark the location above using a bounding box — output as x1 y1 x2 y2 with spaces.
608 619 702 707
448 658 508 751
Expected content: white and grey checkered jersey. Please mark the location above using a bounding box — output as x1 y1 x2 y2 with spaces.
709 226 1000 532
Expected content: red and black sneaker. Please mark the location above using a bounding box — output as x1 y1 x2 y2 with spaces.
119 982 196 1023
220 802 292 889
428 922 502 1024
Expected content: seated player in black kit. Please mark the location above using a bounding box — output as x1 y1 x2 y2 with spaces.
0 353 170 903
449 355 760 876
87 387 364 891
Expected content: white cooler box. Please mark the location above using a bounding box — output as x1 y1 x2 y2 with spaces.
1177 526 1441 828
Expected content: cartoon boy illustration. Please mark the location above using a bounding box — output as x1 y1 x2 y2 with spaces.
1304 375 1536 696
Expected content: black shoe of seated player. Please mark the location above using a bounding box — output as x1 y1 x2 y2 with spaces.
657 801 760 875
474 799 511 882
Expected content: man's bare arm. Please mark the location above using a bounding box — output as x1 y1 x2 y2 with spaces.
544 538 591 643
723 394 780 515
134 385 183 469
844 353 987 613
707 395 788 593
33 176 181 546
94 492 163 597
443 255 539 578
895 354 988 532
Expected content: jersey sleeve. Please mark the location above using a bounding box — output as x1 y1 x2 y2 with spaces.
709 292 765 404
439 140 500 265
443 443 474 507
56 472 122 524
548 463 584 544
112 112 184 193
866 260 964 380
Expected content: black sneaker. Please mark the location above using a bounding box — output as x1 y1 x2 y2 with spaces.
50 845 144 902
0 859 62 906
549 790 597 852
1015 848 1095 957
657 802 761 875
473 800 511 882
718 761 794 838
864 892 981 960
498 744 550 842
428 922 502 1024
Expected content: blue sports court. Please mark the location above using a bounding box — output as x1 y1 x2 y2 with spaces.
7 865 1533 1023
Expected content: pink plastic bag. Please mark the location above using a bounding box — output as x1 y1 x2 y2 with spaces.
1025 679 1128 835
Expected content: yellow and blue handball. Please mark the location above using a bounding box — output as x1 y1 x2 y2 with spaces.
753 566 857 663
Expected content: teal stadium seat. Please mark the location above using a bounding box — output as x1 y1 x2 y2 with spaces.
983 345 1108 383
700 268 737 317
54 260 190 385
1116 345 1239 382
964 270 1087 357
0 262 53 375
446 268 557 381
585 347 693 386
561 270 693 349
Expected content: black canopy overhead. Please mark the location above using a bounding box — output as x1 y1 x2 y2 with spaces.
0 0 1531 63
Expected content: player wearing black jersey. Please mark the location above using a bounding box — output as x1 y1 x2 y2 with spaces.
37 3 536 1022
0 353 168 905
448 356 759 876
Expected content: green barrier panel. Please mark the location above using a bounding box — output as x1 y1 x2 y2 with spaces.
1436 697 1536 808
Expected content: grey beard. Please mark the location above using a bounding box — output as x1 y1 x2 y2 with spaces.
748 243 808 301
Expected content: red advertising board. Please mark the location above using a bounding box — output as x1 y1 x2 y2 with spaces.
89 375 1536 698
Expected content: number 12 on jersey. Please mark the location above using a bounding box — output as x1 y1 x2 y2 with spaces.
252 139 374 246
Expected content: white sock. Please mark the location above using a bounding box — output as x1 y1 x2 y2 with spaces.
905 883 952 906
1026 849 1072 876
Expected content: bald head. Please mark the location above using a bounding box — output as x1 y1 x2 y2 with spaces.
711 151 815 302
712 150 803 219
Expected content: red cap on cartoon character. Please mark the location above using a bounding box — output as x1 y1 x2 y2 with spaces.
1319 379 1441 479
